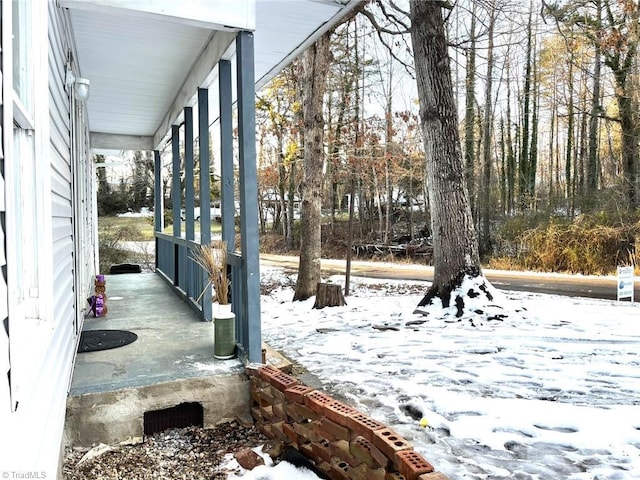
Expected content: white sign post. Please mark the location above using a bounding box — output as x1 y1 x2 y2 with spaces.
617 266 634 302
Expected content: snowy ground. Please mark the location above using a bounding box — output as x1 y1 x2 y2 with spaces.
259 266 640 480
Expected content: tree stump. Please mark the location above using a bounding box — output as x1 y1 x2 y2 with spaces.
313 283 347 309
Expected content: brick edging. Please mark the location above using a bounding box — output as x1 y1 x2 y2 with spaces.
247 364 449 480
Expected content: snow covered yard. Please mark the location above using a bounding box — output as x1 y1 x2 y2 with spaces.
260 267 640 479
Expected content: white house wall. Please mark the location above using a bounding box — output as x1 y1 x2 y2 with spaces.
0 7 8 429
0 0 96 476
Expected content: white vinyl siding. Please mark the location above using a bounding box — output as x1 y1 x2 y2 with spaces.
0 0 96 475
0 17 8 413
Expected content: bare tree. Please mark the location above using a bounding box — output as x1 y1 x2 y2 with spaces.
586 0 603 206
545 0 640 208
410 0 484 308
464 1 478 219
480 1 497 254
293 32 333 301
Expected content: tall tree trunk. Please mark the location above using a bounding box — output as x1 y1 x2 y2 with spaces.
529 46 539 211
586 0 602 206
548 84 557 210
499 117 507 214
578 90 588 205
410 1 481 307
480 1 496 255
95 154 109 192
346 21 363 292
288 75 304 250
277 159 288 237
464 3 477 218
505 58 516 214
384 68 393 243
372 154 384 241
274 133 285 234
519 3 534 210
286 152 296 249
615 66 640 208
293 32 332 301
328 23 354 228
566 58 575 215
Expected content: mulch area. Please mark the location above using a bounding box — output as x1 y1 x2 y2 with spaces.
63 420 275 480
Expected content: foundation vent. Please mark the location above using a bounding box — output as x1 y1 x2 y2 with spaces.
143 402 203 435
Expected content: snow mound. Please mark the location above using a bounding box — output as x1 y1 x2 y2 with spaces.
414 275 528 327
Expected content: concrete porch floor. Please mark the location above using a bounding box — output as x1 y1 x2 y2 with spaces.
65 272 250 447
70 272 245 395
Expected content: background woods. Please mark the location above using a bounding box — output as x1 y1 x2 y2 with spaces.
98 1 640 277
253 0 640 275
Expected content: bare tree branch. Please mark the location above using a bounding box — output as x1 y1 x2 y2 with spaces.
376 0 411 31
360 3 410 35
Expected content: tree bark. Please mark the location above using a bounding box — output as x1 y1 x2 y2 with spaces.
505 57 516 215
293 33 332 301
618 79 640 208
464 2 477 220
519 3 534 210
410 1 481 308
566 58 575 215
499 117 507 214
313 283 347 309
383 65 394 245
529 46 539 210
586 0 602 206
480 2 496 255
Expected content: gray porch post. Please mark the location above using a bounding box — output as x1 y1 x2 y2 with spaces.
184 107 195 300
236 31 261 363
171 124 181 285
154 149 162 269
219 60 235 251
198 88 212 321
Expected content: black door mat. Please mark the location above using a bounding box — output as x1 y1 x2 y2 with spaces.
78 329 138 353
109 263 142 274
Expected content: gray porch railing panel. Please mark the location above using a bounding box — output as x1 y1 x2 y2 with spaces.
187 239 207 309
178 243 188 293
155 233 190 295
156 234 175 282
228 252 246 356
152 32 260 363
155 234 246 338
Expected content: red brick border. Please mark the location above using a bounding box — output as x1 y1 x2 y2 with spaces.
246 364 449 480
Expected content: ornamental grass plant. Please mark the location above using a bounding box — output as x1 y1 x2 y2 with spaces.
192 240 229 305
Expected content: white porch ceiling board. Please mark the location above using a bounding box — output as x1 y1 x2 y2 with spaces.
64 0 362 149
256 1 340 55
70 8 212 136
253 0 359 88
61 0 256 31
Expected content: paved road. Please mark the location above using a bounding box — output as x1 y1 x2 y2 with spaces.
118 243 637 301
259 254 639 301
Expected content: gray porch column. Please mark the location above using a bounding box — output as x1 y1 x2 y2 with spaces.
171 124 181 286
236 31 261 363
219 60 235 251
184 107 195 243
198 88 212 321
154 149 162 269
184 107 195 299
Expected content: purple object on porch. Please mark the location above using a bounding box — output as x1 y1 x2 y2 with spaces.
96 274 105 282
87 294 107 317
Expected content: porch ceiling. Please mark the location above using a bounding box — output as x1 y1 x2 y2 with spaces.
62 0 362 151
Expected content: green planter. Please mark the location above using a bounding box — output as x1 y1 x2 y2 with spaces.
214 306 236 360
